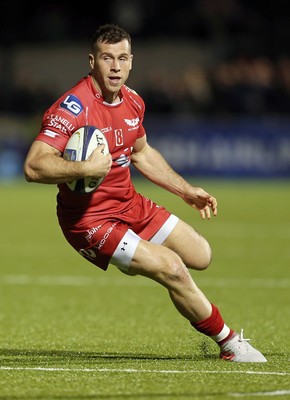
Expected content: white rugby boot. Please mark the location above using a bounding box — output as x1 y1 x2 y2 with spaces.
219 329 267 362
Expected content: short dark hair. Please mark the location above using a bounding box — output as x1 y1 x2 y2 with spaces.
90 24 131 53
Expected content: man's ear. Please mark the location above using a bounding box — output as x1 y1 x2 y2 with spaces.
88 54 94 69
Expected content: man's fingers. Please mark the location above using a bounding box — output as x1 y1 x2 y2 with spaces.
199 209 206 220
199 203 217 220
207 196 218 216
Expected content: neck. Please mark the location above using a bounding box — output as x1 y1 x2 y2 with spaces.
90 75 120 104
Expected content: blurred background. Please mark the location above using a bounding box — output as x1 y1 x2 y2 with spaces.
1 0 290 180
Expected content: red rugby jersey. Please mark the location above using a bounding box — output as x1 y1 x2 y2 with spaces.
35 75 146 228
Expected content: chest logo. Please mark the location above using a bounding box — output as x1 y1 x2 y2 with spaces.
124 117 139 127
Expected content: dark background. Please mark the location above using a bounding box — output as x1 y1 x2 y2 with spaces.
1 1 290 178
1 0 290 117
2 0 290 52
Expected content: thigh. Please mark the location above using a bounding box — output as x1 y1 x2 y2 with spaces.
63 220 133 271
110 228 177 279
111 218 212 274
128 237 185 282
162 219 212 270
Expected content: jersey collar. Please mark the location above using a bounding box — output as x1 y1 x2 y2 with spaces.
88 74 123 106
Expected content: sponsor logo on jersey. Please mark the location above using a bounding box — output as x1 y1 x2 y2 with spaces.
124 117 139 127
115 153 130 168
60 94 83 116
96 223 117 250
101 126 112 133
85 225 102 242
47 114 75 133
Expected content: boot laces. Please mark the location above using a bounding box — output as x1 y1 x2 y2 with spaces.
239 328 250 343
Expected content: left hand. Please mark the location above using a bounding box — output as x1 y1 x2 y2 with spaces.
181 186 218 220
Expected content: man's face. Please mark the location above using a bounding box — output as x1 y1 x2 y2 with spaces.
89 39 133 102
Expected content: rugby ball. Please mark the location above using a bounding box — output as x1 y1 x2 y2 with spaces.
63 125 109 194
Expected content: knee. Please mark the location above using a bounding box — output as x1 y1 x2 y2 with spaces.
155 251 190 287
171 226 213 271
196 238 212 270
186 237 212 271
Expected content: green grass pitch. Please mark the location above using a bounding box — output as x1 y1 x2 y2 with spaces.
0 177 289 399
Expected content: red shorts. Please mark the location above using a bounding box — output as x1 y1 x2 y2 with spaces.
59 195 173 270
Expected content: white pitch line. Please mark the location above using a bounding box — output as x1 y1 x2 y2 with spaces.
228 389 290 397
0 366 289 376
1 275 290 289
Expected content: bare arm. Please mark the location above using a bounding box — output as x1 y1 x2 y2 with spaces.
131 136 217 219
23 140 112 184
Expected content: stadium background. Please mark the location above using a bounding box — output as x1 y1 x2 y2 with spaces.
0 3 289 397
0 0 290 179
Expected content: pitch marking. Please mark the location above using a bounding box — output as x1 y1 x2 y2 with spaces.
228 389 290 397
0 366 289 376
1 275 290 289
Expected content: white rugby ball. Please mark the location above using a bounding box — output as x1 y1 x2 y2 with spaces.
63 125 109 194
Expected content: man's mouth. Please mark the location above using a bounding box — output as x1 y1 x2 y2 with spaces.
109 76 121 85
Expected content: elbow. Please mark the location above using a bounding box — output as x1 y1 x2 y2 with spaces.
23 162 37 183
23 169 33 183
24 172 33 183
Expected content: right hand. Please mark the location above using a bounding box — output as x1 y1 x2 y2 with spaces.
85 144 112 179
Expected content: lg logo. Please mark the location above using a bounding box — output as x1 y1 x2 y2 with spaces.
61 95 83 116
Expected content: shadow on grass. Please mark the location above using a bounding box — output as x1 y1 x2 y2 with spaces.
0 347 216 363
0 394 216 399
0 336 219 363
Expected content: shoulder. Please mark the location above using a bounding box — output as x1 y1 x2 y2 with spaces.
122 85 145 112
39 77 92 141
123 85 139 96
45 76 93 118
58 76 92 104
123 84 142 98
